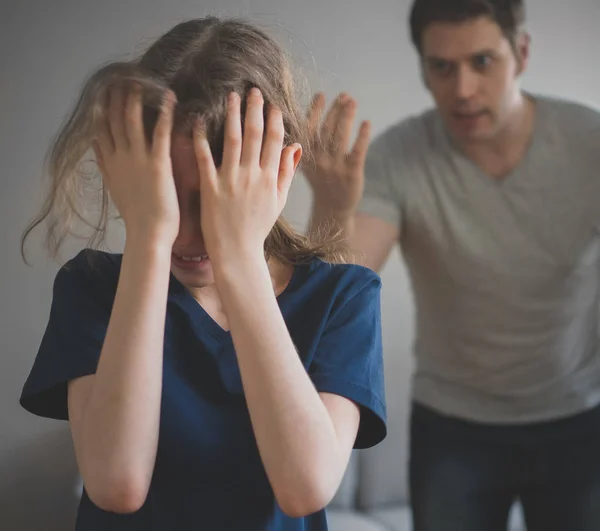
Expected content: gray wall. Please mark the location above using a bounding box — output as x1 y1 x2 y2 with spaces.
2 0 599 529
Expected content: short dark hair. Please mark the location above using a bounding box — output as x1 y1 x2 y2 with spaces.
409 0 526 54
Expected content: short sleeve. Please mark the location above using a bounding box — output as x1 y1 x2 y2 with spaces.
309 271 387 449
20 252 113 421
356 127 404 231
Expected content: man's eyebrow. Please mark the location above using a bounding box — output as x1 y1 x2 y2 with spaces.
424 49 500 63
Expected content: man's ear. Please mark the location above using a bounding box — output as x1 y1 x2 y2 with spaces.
515 31 531 76
419 60 431 91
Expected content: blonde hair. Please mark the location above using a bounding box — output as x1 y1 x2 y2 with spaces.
21 17 349 265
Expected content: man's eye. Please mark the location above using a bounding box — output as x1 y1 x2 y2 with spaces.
473 55 492 68
430 60 452 74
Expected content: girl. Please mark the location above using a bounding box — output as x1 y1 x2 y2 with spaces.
19 17 386 531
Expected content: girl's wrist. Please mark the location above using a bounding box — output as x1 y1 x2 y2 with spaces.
211 246 268 285
209 241 265 268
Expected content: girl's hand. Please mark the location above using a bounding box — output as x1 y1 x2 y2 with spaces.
193 88 300 264
93 83 180 247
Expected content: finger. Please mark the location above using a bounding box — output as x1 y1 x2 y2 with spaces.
124 82 145 152
221 91 242 172
193 118 218 191
277 145 297 207
348 120 372 169
240 87 265 168
152 90 177 160
320 93 348 147
96 87 115 154
335 98 357 157
108 82 128 150
306 92 326 136
260 104 285 175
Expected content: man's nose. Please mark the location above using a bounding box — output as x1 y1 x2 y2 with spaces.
453 64 479 102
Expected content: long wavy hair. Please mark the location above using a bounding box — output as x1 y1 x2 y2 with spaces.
21 17 347 265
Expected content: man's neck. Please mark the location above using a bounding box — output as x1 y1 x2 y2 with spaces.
457 92 536 179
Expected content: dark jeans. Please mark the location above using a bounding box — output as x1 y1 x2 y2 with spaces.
409 402 600 531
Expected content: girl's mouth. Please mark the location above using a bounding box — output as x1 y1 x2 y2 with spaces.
172 253 210 270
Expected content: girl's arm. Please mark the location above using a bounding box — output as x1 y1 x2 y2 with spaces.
67 83 179 514
194 89 361 518
68 241 171 513
215 255 361 518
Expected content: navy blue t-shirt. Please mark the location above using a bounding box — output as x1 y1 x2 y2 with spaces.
20 249 387 531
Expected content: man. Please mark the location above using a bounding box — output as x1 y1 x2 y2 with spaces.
306 1 600 530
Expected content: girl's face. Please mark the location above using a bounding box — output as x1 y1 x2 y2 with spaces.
169 133 215 290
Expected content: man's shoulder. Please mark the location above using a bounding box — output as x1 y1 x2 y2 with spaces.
373 107 438 142
536 93 600 133
368 107 441 162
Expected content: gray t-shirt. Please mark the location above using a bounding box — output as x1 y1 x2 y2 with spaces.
358 94 600 423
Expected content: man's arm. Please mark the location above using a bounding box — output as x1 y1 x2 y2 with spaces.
350 212 399 271
309 204 399 272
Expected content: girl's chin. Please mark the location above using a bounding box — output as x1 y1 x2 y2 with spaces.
171 259 214 288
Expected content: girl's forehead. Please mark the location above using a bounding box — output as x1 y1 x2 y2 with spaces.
171 131 195 150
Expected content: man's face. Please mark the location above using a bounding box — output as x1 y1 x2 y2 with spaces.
421 16 529 143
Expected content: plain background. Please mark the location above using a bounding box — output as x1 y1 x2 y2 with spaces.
1 0 599 529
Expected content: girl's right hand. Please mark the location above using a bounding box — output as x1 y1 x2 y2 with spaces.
93 83 180 247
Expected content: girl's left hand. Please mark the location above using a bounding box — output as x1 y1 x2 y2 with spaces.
193 88 301 265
